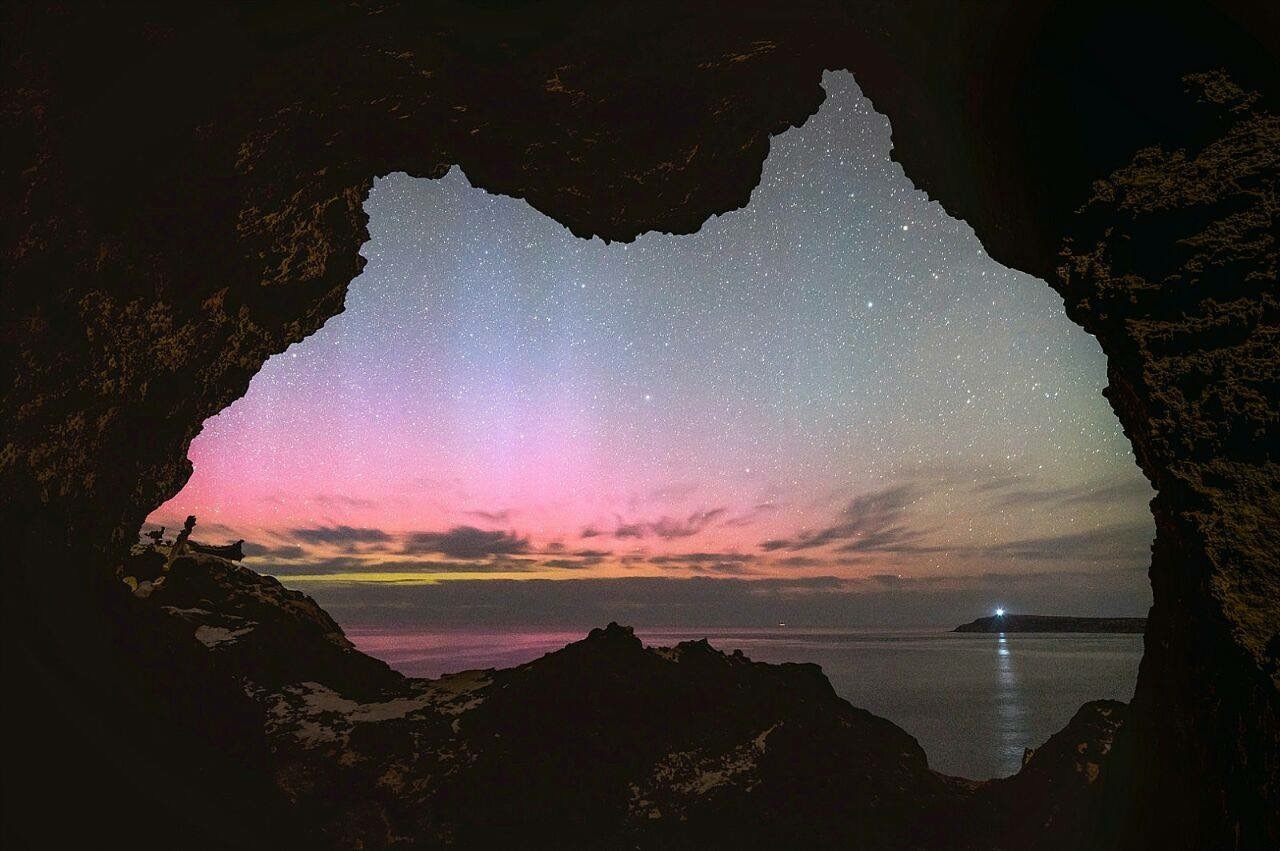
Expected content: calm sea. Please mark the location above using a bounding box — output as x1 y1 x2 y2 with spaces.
346 626 1144 780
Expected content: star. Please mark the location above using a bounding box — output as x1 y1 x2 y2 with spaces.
150 70 1152 619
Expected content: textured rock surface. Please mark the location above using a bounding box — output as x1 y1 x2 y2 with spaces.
1055 72 1279 847
2 2 1277 848
138 551 1126 850
967 701 1128 851
145 553 958 848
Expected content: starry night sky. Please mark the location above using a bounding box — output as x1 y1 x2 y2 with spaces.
150 73 1154 626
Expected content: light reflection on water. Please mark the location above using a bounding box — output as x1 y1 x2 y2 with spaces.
347 625 1142 779
995 633 1024 771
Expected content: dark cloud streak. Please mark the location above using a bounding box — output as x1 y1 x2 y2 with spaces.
290 525 393 545
402 526 531 559
761 485 920 553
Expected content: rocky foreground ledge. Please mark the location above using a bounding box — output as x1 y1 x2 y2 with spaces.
127 550 1126 849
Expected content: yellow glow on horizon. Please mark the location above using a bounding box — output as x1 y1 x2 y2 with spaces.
276 570 681 584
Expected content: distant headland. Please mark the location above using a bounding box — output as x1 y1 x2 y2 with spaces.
953 614 1147 634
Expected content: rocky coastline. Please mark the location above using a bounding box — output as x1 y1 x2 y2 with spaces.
954 615 1147 634
119 545 1127 849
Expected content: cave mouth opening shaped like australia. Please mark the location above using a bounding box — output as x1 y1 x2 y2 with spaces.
139 70 1153 781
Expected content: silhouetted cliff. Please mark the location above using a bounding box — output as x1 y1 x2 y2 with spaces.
955 615 1146 634
123 550 1124 849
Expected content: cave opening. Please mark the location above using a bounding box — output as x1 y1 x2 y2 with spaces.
138 71 1153 780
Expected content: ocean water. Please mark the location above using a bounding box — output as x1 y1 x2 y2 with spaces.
346 626 1144 780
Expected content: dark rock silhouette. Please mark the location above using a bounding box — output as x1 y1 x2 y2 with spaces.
123 543 167 582
186 538 246 560
967 701 1129 851
954 615 1146 634
139 550 1121 849
166 514 197 565
1054 70 1279 847
2 2 1276 848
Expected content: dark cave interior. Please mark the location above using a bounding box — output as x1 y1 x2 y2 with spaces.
2 2 1277 848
